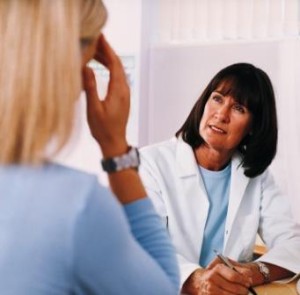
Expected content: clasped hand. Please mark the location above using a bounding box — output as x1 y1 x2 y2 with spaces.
182 258 256 295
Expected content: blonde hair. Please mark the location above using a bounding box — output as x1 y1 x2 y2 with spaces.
0 0 107 164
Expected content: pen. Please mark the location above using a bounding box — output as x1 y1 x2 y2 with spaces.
213 250 257 295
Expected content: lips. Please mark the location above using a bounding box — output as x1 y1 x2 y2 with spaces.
209 124 226 134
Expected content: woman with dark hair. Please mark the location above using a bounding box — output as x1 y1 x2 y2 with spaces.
140 63 300 294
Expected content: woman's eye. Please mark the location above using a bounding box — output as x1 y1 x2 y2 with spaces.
233 104 245 113
212 95 222 102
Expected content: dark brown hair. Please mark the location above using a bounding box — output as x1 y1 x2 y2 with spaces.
176 63 277 178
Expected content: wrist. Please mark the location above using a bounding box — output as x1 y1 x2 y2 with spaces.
254 262 271 284
250 262 269 285
100 140 129 158
101 146 140 174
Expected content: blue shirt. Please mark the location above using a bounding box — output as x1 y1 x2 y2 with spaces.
0 163 179 294
199 164 231 267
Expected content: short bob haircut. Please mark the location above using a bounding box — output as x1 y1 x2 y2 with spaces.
176 63 278 178
0 0 107 164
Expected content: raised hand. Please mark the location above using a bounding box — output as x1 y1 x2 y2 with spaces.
82 34 130 158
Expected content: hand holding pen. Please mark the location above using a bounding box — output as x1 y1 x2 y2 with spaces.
182 253 254 295
213 250 257 295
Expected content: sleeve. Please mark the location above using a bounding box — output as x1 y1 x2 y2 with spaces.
139 153 200 288
72 181 180 295
257 170 300 274
176 255 202 287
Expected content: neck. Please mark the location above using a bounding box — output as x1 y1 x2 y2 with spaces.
195 145 234 171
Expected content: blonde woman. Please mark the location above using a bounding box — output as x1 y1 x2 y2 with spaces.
0 1 179 294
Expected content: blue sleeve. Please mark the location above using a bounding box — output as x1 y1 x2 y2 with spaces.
72 182 180 295
123 199 179 289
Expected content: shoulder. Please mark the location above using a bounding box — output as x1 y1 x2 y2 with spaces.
140 136 197 167
140 137 193 164
139 137 179 170
46 162 112 203
232 153 272 182
33 162 100 194
3 162 110 210
140 137 177 156
46 161 95 178
0 162 99 188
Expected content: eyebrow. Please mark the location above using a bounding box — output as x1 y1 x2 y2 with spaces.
212 91 248 107
211 91 224 96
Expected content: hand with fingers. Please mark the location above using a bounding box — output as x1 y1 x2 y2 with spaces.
82 34 147 204
221 258 264 288
182 258 253 295
82 34 130 158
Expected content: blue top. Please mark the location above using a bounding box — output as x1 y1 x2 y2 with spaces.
199 164 231 267
0 163 179 295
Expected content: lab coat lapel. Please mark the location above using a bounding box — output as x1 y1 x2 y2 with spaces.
175 138 209 259
175 137 206 194
224 154 250 248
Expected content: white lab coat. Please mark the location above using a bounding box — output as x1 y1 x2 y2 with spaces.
139 137 300 287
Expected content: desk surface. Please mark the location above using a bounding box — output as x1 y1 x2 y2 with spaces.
254 281 298 295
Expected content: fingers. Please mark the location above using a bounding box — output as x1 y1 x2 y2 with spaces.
84 35 129 108
94 35 128 97
183 267 250 295
198 265 251 294
82 66 105 118
200 281 247 295
81 37 130 155
211 265 251 294
207 256 222 270
207 257 251 285
82 66 105 140
94 34 117 68
82 66 100 103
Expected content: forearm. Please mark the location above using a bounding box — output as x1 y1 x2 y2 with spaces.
107 168 147 204
248 262 295 286
267 263 295 282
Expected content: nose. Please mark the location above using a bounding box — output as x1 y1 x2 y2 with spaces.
214 105 230 123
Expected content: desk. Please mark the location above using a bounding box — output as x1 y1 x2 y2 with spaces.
254 281 298 295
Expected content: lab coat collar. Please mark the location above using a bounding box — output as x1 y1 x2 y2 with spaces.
175 137 199 178
175 137 247 182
